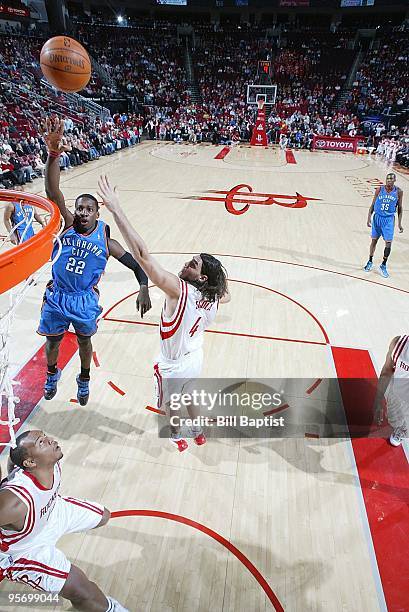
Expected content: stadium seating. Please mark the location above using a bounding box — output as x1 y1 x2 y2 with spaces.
0 17 408 187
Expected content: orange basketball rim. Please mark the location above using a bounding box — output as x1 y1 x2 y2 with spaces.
0 191 61 294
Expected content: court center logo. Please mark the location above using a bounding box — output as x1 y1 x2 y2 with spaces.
188 184 320 216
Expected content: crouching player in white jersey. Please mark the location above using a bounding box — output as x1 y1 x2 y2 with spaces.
374 335 409 447
0 430 128 611
97 175 231 452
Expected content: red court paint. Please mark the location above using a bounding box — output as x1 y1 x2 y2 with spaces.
92 351 100 367
70 399 78 404
145 405 166 416
332 346 409 612
306 378 322 394
285 150 296 164
0 333 78 451
108 381 126 396
111 509 284 611
196 190 319 210
215 146 230 160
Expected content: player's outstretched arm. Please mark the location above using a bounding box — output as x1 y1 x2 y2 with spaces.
374 336 398 425
97 175 180 300
41 117 74 229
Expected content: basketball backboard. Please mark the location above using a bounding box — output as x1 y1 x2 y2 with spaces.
247 84 277 106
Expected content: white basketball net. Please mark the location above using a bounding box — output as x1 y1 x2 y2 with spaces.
0 213 63 448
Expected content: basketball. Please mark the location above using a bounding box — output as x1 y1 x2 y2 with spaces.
40 36 91 93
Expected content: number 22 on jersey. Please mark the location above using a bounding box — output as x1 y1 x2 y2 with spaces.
65 257 86 275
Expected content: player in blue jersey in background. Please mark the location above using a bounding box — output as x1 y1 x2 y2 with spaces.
3 185 46 244
364 172 403 278
38 117 151 405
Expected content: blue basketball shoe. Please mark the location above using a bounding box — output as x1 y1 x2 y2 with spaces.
379 264 389 278
363 261 373 272
44 368 61 400
76 375 90 406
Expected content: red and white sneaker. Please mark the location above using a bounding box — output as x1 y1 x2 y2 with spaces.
170 438 188 452
194 433 207 446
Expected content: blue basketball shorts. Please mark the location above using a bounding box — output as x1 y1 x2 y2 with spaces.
37 282 102 337
371 214 395 242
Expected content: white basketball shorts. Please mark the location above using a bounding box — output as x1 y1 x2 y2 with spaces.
154 350 203 410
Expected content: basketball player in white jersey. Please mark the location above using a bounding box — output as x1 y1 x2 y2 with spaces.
374 335 409 447
97 175 231 452
0 430 128 611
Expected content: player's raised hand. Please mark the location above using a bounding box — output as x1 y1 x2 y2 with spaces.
97 175 121 213
40 116 65 154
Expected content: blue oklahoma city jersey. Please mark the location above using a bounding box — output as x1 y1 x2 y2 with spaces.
51 220 108 292
374 186 398 217
11 202 34 241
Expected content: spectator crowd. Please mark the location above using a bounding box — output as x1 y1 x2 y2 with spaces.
0 33 145 188
0 16 408 189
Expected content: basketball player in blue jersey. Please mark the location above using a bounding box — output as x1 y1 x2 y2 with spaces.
37 117 151 405
3 186 46 244
364 172 403 278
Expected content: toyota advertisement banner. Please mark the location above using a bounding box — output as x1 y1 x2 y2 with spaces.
0 5 30 17
312 135 358 153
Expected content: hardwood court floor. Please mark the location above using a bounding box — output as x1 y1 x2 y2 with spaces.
0 142 408 611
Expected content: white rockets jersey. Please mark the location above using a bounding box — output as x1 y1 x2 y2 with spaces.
0 462 61 559
159 279 218 361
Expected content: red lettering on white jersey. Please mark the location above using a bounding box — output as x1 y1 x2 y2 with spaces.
196 300 213 311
